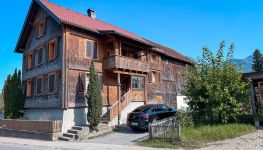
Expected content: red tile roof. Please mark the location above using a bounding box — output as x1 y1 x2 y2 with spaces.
39 0 192 64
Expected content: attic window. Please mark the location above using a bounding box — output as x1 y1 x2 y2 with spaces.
37 19 45 38
49 39 57 61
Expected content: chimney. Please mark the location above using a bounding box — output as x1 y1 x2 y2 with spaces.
87 9 96 19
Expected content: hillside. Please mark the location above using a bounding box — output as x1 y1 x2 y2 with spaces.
232 55 253 73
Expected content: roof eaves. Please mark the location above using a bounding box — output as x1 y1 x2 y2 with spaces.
14 0 35 53
61 20 100 34
100 30 155 47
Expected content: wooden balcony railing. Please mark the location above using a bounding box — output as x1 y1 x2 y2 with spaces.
103 55 150 73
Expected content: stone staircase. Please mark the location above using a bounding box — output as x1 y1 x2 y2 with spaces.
58 123 112 141
100 112 110 123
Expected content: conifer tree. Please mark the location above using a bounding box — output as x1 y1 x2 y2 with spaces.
252 49 263 72
3 69 25 119
87 61 102 131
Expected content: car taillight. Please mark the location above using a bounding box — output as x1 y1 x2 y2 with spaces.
141 114 149 119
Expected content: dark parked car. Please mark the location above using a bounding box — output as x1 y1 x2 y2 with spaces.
127 104 176 130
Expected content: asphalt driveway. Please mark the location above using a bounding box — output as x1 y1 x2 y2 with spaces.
81 126 149 145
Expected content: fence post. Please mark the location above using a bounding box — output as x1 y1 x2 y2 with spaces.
177 124 181 141
149 123 152 139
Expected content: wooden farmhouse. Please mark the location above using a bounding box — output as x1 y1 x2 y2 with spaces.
15 0 192 132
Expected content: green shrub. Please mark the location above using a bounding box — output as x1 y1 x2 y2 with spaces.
177 109 193 127
235 114 254 124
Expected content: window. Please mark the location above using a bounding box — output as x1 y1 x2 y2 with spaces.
163 67 173 80
86 40 98 59
48 73 56 93
131 76 144 90
148 71 160 83
37 19 45 37
49 39 57 61
36 77 42 95
37 48 44 65
27 53 33 69
26 80 32 97
152 71 160 83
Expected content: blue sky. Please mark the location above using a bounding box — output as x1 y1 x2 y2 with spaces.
0 0 263 90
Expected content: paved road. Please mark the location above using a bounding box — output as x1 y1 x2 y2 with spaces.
0 136 170 150
82 126 149 145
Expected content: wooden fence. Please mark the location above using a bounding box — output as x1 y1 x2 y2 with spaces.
148 117 180 140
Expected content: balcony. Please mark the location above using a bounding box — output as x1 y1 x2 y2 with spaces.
103 55 150 73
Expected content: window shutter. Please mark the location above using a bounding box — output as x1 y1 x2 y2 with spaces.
43 18 47 35
86 41 92 58
45 45 49 63
31 52 35 69
93 42 98 59
43 76 48 94
148 72 153 83
54 73 58 93
79 72 86 92
31 79 35 97
55 38 59 59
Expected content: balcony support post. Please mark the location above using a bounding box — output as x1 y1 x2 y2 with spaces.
117 73 121 126
144 75 148 104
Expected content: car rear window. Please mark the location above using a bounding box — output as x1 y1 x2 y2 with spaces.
133 105 153 112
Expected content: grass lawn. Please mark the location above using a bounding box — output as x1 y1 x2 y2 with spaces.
138 124 256 148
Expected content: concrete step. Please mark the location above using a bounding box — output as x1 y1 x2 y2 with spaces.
63 133 79 139
58 136 74 141
68 129 79 134
72 126 83 130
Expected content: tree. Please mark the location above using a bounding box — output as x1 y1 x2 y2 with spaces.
252 49 263 72
183 41 250 123
87 61 102 131
2 69 25 119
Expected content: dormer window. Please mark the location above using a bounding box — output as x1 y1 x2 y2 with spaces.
37 19 45 38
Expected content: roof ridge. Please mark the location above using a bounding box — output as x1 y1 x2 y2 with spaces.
38 0 192 64
42 0 146 42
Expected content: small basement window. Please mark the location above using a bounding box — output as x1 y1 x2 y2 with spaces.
26 80 32 97
27 53 33 69
37 19 45 37
49 39 57 61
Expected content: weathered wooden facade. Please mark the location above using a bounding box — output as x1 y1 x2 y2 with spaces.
244 72 263 126
15 0 192 131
